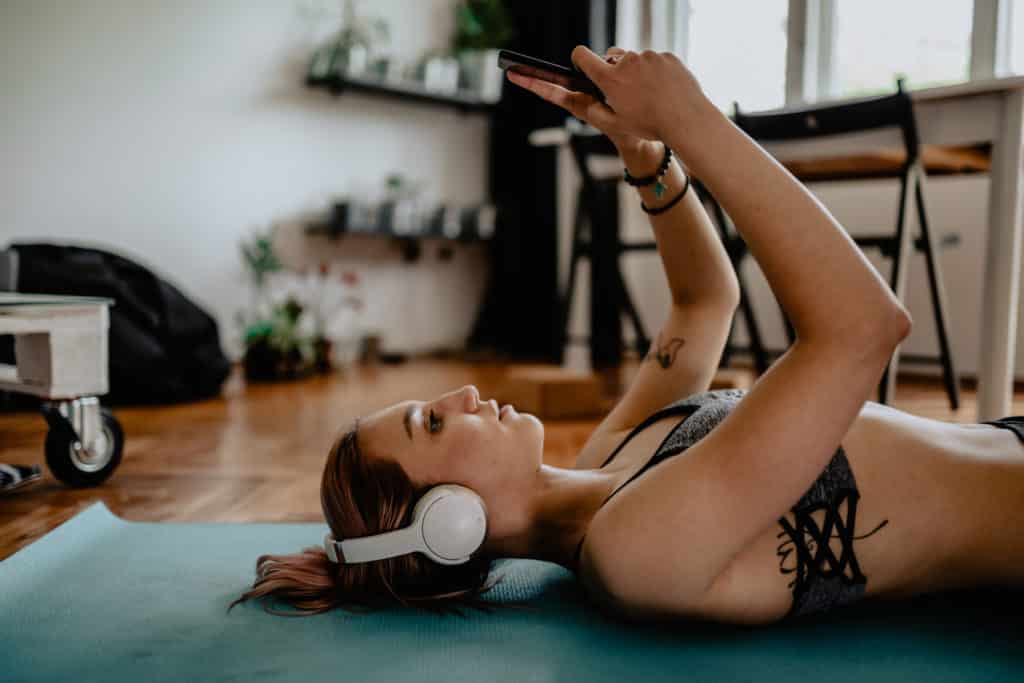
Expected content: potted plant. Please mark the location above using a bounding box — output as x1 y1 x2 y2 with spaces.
239 227 281 306
453 0 514 102
237 229 369 381
242 297 315 382
311 0 390 79
306 263 366 373
238 229 315 382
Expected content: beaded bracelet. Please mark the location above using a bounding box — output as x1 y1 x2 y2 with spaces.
641 172 691 216
623 143 672 199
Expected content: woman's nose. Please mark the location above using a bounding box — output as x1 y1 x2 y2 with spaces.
431 385 478 413
452 384 480 412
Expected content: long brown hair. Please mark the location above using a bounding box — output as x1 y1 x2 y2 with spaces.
230 422 514 617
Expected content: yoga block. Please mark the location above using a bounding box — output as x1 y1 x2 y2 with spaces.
497 366 607 419
498 367 752 419
708 368 753 390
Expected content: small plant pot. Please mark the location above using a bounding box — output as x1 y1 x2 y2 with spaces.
458 48 502 102
244 340 313 382
331 335 363 370
313 337 333 374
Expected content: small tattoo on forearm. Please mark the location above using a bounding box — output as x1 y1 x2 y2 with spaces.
646 335 685 369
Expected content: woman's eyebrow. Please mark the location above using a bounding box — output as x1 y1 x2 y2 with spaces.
403 404 415 441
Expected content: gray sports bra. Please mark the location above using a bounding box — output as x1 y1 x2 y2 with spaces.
572 388 888 619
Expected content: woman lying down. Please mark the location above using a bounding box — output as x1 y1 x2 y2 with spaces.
233 46 1024 624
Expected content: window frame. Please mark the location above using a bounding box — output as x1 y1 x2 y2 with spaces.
634 0 1015 108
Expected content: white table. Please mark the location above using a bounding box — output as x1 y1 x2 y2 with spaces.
0 292 124 487
0 293 111 399
533 76 1024 421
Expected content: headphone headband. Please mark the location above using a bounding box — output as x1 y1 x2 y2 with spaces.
324 484 487 566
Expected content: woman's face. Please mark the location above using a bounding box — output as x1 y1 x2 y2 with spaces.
357 385 545 494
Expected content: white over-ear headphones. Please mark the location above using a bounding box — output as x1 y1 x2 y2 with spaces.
323 484 488 566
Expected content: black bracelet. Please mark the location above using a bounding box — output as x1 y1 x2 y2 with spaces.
641 173 691 215
623 143 672 187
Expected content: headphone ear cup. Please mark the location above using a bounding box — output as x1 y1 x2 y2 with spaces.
414 484 488 565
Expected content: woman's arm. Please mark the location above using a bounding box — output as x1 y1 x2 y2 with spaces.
547 48 911 614
511 49 743 442
574 139 741 440
618 140 740 309
569 47 910 343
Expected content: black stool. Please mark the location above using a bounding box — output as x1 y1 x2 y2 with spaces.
558 126 656 370
706 83 971 409
559 126 774 376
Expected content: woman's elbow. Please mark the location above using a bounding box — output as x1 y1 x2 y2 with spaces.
888 305 913 342
673 282 740 311
885 306 913 344
697 275 741 311
856 308 912 357
723 277 742 311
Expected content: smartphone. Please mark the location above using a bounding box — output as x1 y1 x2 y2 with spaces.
497 49 605 101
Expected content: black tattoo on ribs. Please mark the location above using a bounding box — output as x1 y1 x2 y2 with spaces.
646 335 686 369
775 493 889 592
773 467 889 617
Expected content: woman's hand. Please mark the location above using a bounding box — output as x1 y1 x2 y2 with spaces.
506 48 650 154
505 45 710 147
581 48 653 154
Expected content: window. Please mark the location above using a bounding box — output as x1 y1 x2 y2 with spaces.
1009 0 1024 74
685 0 788 111
622 0 997 109
831 0 973 98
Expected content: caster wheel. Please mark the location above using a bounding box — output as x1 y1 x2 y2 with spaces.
45 409 124 488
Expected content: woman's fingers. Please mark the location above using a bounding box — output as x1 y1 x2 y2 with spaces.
605 46 627 63
507 70 618 131
580 99 618 131
507 71 587 116
507 71 570 106
571 45 614 84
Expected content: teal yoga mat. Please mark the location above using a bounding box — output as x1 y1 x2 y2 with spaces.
2 502 1020 682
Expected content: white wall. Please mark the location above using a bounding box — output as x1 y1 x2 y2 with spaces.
0 0 490 357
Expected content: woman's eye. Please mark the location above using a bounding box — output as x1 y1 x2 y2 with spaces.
428 409 443 434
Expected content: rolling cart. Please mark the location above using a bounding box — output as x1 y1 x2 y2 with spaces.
0 293 124 487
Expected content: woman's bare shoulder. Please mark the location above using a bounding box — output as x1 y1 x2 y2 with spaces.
575 512 636 616
577 511 712 626
577 512 782 625
574 492 709 622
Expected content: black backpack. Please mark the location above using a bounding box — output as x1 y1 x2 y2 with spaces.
1 243 230 405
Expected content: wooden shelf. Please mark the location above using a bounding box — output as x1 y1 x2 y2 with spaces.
308 201 495 240
305 73 497 113
305 201 496 262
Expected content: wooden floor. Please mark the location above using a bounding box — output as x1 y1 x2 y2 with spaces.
2 359 1022 561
